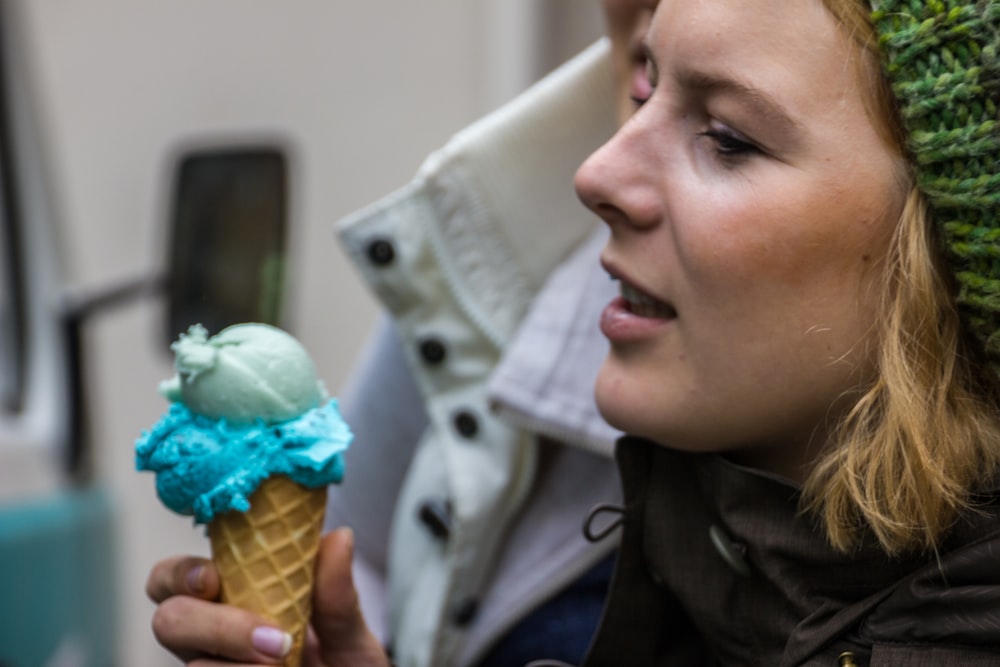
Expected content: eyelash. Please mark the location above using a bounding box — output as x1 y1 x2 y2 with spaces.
629 69 762 162
698 129 759 158
629 94 760 160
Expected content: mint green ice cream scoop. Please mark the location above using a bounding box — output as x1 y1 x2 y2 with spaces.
159 322 324 425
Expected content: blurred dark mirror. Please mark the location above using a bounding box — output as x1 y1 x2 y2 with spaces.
166 146 287 342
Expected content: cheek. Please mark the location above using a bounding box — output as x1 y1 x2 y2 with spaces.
602 0 640 31
603 6 636 60
680 180 896 293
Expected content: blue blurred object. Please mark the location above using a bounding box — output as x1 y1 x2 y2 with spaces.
475 552 616 667
0 487 116 667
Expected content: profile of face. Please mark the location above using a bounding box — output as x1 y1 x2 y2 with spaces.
576 0 908 479
601 0 655 125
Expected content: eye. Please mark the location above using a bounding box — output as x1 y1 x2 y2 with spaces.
698 126 760 158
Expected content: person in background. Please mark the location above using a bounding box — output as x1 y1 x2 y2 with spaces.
145 2 653 666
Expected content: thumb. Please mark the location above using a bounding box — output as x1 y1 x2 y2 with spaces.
311 527 391 667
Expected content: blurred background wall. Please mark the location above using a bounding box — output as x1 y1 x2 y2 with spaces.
7 1 602 663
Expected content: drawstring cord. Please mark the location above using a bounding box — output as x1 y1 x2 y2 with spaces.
583 503 625 543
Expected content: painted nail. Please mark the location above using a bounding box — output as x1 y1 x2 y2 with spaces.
252 626 292 659
185 564 205 593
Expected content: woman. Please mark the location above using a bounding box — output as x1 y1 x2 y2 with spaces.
148 0 1000 664
577 0 1000 664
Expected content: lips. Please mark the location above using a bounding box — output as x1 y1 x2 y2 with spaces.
599 274 677 343
620 281 677 319
599 257 677 343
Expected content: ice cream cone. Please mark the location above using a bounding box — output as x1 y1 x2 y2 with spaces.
138 324 352 664
208 475 327 667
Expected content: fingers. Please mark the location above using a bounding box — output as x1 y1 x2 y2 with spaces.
148 554 290 665
311 528 391 667
152 593 292 665
147 555 221 603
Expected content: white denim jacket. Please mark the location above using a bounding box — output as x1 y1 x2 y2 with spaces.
330 40 622 667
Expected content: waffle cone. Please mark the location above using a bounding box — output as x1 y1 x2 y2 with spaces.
208 475 327 667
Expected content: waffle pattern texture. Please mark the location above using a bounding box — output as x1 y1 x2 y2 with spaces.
208 476 328 667
871 0 1000 369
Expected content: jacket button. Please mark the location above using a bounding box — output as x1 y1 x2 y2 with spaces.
453 410 479 439
417 498 452 539
366 238 396 266
709 524 751 577
418 337 447 365
452 598 479 627
838 652 859 667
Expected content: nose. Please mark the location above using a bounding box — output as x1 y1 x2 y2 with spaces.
574 115 662 230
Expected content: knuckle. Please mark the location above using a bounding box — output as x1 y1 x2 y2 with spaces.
151 595 194 642
145 565 167 602
146 556 212 603
146 556 183 602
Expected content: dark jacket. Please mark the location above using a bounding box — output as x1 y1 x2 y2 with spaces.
581 437 1000 666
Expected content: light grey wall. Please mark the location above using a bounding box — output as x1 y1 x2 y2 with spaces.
13 1 601 663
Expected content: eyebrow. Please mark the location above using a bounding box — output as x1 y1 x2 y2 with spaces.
641 42 804 140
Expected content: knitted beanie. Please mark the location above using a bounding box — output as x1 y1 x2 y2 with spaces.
871 1 1000 368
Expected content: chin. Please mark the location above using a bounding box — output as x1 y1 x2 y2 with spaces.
595 357 716 452
594 359 664 442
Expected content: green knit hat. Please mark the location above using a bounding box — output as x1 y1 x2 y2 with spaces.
871 1 1000 368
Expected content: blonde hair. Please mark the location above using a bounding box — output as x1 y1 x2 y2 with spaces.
803 0 1000 555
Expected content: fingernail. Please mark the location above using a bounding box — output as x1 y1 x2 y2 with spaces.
185 564 205 593
252 626 292 659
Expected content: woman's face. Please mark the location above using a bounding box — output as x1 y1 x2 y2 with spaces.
576 0 907 479
602 0 655 125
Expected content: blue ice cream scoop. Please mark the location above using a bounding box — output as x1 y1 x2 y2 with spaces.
136 323 352 524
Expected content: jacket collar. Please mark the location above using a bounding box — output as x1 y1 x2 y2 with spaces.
487 227 621 457
615 435 1000 662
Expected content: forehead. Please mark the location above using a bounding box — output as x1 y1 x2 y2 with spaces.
649 0 849 78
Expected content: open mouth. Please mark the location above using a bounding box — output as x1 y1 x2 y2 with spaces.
620 282 677 319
